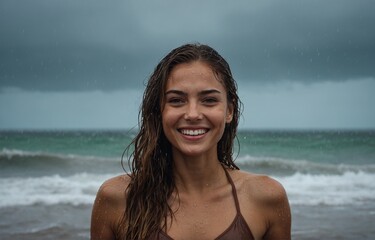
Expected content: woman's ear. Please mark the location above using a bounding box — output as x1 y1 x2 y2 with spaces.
226 102 234 123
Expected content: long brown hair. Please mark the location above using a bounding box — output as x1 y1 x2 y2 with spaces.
119 43 242 239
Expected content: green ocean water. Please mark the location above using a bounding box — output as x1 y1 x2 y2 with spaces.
1 129 374 178
237 130 375 165
0 130 133 158
2 129 374 164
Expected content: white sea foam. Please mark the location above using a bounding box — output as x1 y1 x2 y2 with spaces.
0 173 114 208
277 171 375 206
1 148 41 158
1 170 374 208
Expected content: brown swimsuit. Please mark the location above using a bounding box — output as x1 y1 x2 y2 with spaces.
150 168 255 240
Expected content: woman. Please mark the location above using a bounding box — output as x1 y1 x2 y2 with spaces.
91 43 291 240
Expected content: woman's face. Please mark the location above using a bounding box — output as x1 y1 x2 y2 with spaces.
162 61 233 158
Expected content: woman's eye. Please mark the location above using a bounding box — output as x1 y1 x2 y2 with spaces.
168 98 184 105
203 98 218 104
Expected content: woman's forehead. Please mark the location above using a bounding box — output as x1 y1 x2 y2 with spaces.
166 62 224 88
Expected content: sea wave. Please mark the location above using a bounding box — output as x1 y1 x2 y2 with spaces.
1 149 374 208
0 148 119 164
236 154 375 175
3 149 374 176
277 171 375 206
0 148 124 177
0 173 113 208
0 171 374 208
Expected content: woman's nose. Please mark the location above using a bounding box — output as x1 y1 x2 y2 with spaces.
184 102 202 120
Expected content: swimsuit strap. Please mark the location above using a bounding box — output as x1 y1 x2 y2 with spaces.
222 166 241 214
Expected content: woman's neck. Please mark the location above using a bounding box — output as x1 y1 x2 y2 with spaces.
172 151 226 194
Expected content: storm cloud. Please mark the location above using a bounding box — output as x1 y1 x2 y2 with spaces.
1 0 375 91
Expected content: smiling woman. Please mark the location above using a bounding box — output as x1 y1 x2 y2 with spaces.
162 61 233 158
90 43 291 240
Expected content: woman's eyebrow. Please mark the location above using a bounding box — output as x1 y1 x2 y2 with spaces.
198 89 222 96
165 89 221 96
165 90 186 96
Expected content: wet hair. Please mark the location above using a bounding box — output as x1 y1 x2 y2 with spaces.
119 43 242 239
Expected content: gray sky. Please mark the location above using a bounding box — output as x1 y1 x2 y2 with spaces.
1 0 375 130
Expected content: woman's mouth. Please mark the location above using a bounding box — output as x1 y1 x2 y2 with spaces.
179 129 208 136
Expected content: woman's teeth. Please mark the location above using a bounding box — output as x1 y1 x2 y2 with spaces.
180 129 207 136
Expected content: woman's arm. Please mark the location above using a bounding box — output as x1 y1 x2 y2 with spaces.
262 177 291 240
91 176 128 240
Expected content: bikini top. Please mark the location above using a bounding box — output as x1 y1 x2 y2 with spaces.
149 168 255 240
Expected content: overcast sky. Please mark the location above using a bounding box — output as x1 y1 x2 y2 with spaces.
1 0 374 130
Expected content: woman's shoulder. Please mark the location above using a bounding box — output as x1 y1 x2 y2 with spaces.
96 174 131 205
227 170 291 239
230 170 288 205
101 173 131 187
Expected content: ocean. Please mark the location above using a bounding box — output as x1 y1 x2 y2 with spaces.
1 130 374 239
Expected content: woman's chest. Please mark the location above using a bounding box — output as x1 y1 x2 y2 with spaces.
165 196 237 239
